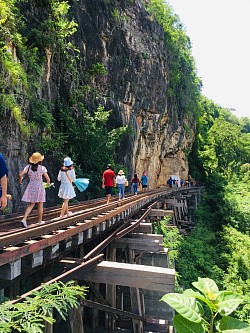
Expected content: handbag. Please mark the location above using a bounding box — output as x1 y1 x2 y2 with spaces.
125 180 129 186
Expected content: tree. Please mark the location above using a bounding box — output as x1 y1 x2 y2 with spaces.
0 281 88 333
161 277 250 333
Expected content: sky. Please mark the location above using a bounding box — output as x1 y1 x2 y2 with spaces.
167 0 250 119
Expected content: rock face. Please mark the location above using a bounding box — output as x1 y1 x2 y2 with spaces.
1 0 196 212
69 0 195 187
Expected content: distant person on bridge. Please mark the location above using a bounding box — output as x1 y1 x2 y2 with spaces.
167 176 173 188
140 171 148 192
0 152 8 210
131 173 141 195
58 157 76 218
19 152 50 228
102 164 116 204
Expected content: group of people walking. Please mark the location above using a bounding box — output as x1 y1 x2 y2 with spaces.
19 153 76 227
1 151 196 227
102 164 148 204
166 176 192 188
0 152 149 227
0 151 77 228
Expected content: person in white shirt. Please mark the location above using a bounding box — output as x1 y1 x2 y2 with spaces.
116 170 127 200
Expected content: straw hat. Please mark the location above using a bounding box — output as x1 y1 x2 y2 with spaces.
64 157 74 167
118 170 124 175
29 152 44 164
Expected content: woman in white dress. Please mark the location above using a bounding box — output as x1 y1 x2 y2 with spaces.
58 157 76 218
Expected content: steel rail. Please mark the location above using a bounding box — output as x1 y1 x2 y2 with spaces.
0 190 169 266
0 191 159 232
0 188 169 245
78 202 157 261
116 201 157 239
0 191 154 247
0 187 179 232
0 187 196 266
0 197 119 231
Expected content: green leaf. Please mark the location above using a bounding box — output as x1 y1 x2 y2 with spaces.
216 292 243 316
161 293 202 323
192 277 219 300
183 289 203 297
217 316 250 333
174 314 204 333
183 289 218 312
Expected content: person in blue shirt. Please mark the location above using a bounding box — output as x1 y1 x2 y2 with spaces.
141 171 148 192
0 153 8 209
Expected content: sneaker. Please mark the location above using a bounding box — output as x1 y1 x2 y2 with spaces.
21 220 27 228
39 221 45 224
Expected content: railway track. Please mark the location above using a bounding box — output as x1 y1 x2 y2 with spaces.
1 186 202 333
0 197 116 231
0 188 172 266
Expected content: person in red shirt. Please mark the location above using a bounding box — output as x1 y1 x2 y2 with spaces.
102 164 116 204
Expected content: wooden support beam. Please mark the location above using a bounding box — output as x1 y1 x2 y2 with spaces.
80 261 175 292
130 287 143 333
85 281 118 320
131 222 152 234
68 307 84 333
44 241 59 260
170 202 185 207
149 209 174 217
112 238 164 252
129 233 163 242
164 199 177 204
106 246 117 330
82 299 147 322
118 318 168 332
176 220 193 224
1 259 21 280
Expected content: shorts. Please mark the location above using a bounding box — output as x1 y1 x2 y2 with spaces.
142 185 147 188
105 186 113 195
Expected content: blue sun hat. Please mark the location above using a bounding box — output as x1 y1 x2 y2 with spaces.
64 157 73 167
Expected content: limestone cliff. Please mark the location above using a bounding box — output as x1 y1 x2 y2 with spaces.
73 0 196 186
0 0 197 212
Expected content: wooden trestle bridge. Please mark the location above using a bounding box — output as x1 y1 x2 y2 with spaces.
0 186 203 333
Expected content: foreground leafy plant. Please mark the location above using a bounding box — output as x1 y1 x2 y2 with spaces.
0 281 88 333
161 277 250 333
